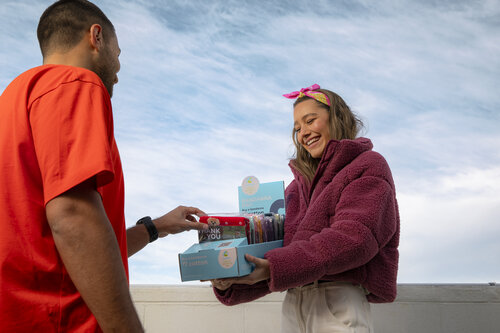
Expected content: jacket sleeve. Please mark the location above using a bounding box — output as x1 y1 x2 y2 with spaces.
265 173 398 292
212 281 271 306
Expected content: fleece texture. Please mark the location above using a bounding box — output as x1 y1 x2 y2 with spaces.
214 137 400 305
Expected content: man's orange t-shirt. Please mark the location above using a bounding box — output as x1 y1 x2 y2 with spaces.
0 65 128 332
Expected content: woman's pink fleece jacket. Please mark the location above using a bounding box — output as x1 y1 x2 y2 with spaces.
214 137 400 304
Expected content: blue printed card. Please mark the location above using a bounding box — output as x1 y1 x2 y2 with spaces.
238 176 285 215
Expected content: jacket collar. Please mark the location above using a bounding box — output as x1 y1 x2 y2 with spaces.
290 137 373 204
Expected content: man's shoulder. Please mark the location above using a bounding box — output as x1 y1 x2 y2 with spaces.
30 64 103 88
12 64 99 90
9 65 107 104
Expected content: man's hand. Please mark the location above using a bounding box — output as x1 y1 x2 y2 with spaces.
210 254 270 290
127 206 207 257
154 206 207 237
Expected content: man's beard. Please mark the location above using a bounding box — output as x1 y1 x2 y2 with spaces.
94 49 115 98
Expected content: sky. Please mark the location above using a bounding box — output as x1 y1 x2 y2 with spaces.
1 0 499 285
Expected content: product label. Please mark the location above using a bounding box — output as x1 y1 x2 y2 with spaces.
218 247 237 269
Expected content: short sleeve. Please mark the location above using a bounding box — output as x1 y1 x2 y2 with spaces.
29 80 115 205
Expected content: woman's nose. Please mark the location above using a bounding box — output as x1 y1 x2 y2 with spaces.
298 128 310 143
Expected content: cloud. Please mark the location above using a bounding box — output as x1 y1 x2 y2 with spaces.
0 2 49 87
1 0 499 284
398 166 500 282
98 0 500 284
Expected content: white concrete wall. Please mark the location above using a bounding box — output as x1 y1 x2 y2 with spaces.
131 284 499 333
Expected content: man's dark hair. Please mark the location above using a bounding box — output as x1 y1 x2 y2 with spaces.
37 0 115 57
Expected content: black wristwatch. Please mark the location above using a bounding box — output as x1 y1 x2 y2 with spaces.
136 216 158 243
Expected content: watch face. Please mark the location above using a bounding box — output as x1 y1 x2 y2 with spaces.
137 216 151 224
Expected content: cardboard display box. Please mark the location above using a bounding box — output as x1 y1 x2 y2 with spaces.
179 238 282 281
178 178 285 281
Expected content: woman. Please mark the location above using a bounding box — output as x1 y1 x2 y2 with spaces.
211 84 400 333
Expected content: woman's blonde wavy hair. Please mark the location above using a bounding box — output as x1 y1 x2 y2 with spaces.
291 89 363 182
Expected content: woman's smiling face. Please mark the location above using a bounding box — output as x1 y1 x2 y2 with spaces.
293 99 331 159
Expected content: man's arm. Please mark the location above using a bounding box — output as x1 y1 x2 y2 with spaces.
46 179 143 333
127 206 207 257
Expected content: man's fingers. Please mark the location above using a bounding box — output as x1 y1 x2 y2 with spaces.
185 215 198 223
184 221 208 231
181 206 206 217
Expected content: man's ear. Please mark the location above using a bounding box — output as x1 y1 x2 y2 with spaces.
89 24 104 51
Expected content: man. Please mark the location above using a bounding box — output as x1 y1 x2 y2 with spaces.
0 0 206 331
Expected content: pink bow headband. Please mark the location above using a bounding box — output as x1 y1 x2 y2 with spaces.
283 84 331 106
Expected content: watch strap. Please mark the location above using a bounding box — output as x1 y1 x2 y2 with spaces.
136 216 159 243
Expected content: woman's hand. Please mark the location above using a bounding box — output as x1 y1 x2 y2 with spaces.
210 278 233 291
210 254 270 290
